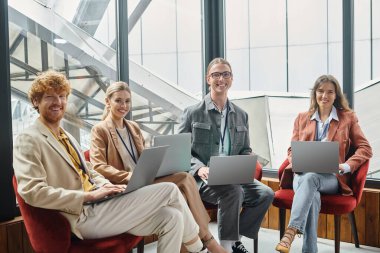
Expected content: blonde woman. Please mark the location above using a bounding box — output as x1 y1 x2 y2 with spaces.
90 81 227 253
14 71 204 253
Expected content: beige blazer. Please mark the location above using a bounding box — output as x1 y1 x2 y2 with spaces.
13 119 109 238
90 117 145 184
287 109 372 195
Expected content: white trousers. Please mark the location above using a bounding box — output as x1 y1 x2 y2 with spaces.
76 182 199 253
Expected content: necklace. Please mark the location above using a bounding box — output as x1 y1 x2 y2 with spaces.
115 126 137 164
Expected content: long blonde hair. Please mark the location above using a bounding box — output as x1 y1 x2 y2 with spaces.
102 81 131 120
309 74 351 115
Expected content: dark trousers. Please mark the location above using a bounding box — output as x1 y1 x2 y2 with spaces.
200 180 274 240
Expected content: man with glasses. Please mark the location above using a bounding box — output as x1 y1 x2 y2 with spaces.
178 58 274 253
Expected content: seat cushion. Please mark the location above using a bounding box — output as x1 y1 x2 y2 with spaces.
273 189 294 209
320 195 357 214
70 234 143 253
273 189 357 215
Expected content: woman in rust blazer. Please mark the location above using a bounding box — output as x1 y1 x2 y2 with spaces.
275 75 372 253
90 82 227 253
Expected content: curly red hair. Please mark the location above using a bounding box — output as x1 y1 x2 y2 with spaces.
28 70 71 111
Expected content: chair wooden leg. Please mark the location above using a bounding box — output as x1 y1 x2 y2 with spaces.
137 238 144 253
279 208 286 239
348 211 360 248
253 238 258 253
334 215 341 253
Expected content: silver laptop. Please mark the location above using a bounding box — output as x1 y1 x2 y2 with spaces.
291 141 339 173
206 155 257 186
153 133 191 177
84 145 169 205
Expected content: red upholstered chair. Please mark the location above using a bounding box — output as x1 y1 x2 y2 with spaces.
272 157 370 253
13 176 144 253
84 149 90 162
203 162 263 253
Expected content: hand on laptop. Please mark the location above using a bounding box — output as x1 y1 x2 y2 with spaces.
83 183 126 203
198 166 209 179
126 172 132 182
338 164 345 175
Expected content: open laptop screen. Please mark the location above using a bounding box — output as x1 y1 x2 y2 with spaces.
291 141 339 173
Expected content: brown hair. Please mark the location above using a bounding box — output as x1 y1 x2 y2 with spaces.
102 81 131 120
28 70 71 112
206 57 233 76
309 74 351 114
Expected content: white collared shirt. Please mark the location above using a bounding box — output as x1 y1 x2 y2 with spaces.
311 106 350 174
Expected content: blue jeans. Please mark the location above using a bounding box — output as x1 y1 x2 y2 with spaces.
288 173 339 253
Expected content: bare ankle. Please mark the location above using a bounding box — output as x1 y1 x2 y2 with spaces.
201 236 227 253
206 240 228 253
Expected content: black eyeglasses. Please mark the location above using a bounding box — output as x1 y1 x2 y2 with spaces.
209 71 232 79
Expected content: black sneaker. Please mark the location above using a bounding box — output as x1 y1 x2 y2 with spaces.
232 241 250 253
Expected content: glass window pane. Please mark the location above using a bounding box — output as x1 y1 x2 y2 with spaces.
288 0 327 44
177 0 202 95
354 0 371 86
328 0 342 42
226 0 250 91
52 0 81 22
355 41 371 86
228 49 250 91
251 47 287 92
129 20 142 64
327 0 342 81
141 0 177 84
250 0 287 91
9 0 118 150
328 42 343 83
288 45 327 92
93 2 116 47
373 0 380 79
288 0 327 92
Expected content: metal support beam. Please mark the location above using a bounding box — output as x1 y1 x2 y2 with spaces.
41 40 49 71
10 57 106 114
132 109 167 121
64 53 70 78
24 35 29 79
9 31 25 54
110 0 152 49
116 0 131 119
137 123 161 136
203 0 225 96
116 0 129 83
128 0 151 33
71 89 105 110
0 0 16 222
76 87 101 114
10 56 40 74
342 0 354 108
85 66 108 91
72 0 111 36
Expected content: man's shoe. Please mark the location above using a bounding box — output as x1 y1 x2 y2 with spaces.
232 241 250 253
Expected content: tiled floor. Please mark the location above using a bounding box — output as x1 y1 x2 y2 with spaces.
140 222 380 253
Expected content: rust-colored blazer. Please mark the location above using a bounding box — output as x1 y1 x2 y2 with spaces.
286 109 372 195
90 117 145 184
